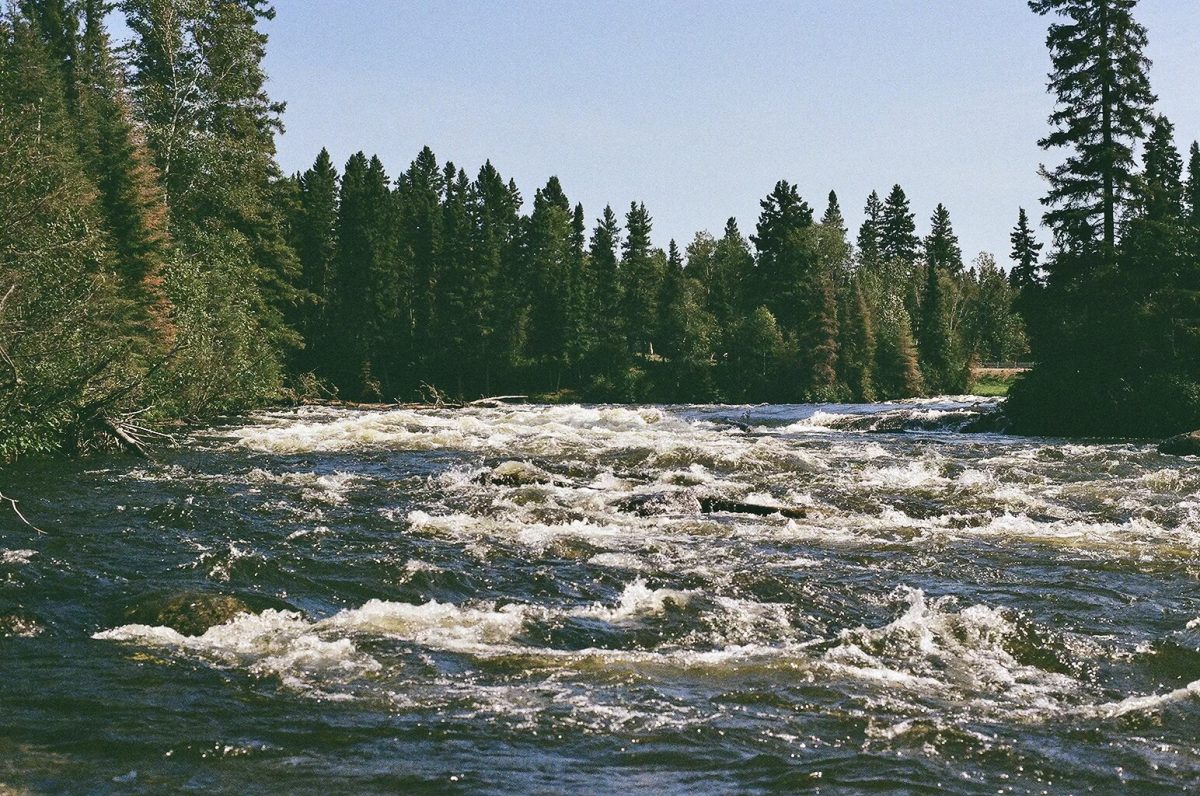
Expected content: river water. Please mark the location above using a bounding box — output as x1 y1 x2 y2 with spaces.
2 400 1199 793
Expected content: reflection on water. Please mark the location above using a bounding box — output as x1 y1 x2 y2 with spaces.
2 400 1199 793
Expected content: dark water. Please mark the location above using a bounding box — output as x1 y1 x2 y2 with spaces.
2 400 1199 794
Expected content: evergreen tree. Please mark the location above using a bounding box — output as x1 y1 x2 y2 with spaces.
1137 114 1184 223
879 184 920 266
620 202 661 356
857 190 884 270
838 280 876 401
712 217 752 325
822 190 847 238
750 181 839 397
291 148 339 374
969 253 1028 363
472 161 522 392
1029 0 1155 259
588 205 626 381
819 189 853 282
434 167 478 394
397 146 443 378
1186 142 1200 227
563 202 593 378
925 203 964 275
0 9 134 456
1008 208 1044 289
749 180 814 329
657 240 716 400
525 176 574 387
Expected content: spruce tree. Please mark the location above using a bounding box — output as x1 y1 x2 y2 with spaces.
396 146 443 378
472 161 522 392
712 217 752 324
857 190 884 270
1008 208 1044 289
620 202 661 356
1186 142 1200 227
749 180 813 332
1138 114 1184 223
925 203 963 275
879 184 920 266
588 205 626 381
1029 0 1155 260
563 202 592 379
838 280 877 401
526 176 574 387
434 167 478 394
292 149 339 374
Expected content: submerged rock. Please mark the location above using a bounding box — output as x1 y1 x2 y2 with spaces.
125 593 252 636
484 461 562 487
1158 430 1200 456
616 490 806 520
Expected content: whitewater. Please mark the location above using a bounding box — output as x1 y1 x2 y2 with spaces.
2 399 1199 793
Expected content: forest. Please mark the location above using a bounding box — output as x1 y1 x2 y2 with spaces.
1 0 1198 462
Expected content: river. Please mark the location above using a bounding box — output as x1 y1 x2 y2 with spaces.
2 399 1198 793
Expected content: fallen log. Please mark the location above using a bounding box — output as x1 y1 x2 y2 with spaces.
101 416 151 458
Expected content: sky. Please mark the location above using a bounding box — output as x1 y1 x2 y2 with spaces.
255 0 1200 264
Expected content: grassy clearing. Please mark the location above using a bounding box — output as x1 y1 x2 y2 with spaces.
970 368 1026 397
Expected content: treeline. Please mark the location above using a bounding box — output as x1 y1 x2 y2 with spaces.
1 1 1030 463
10 0 1193 460
283 151 1029 405
1007 0 1200 437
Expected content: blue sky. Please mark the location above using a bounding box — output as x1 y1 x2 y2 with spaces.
258 1 1199 263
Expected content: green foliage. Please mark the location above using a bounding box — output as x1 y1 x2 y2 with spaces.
1012 0 1200 437
3 1 1094 462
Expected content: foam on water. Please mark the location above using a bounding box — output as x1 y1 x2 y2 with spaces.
33 399 1200 790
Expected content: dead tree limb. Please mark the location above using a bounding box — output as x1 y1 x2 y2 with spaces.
0 489 43 534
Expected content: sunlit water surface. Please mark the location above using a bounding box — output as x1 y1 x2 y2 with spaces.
2 399 1199 793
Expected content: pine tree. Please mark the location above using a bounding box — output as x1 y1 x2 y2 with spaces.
24 0 173 344
0 9 135 456
822 190 847 238
1029 0 1155 260
327 152 373 394
1008 208 1044 289
658 240 687 361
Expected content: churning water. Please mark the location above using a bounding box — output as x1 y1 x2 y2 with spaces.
2 400 1199 793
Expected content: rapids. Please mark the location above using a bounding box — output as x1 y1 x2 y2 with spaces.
2 399 1199 793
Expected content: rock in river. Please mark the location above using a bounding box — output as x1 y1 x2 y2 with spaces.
1158 430 1200 456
